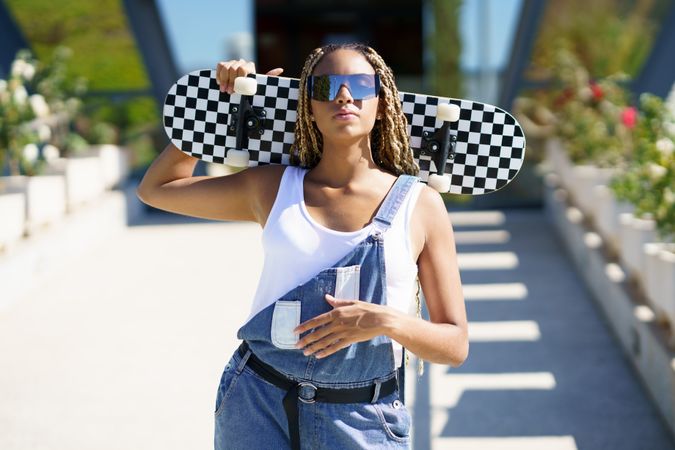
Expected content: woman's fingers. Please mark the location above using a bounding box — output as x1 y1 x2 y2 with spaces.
266 67 284 76
215 59 256 94
216 61 236 93
294 311 333 334
301 332 347 357
296 322 335 351
315 338 351 358
215 62 284 94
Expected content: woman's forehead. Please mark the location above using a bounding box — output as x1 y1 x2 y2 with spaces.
312 49 375 76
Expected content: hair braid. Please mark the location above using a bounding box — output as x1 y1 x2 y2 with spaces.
291 43 419 176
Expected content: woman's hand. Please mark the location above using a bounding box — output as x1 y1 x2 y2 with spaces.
215 59 284 94
293 294 396 358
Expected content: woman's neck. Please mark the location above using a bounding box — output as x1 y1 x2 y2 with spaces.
310 136 381 187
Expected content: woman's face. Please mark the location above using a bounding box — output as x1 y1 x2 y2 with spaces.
309 49 380 143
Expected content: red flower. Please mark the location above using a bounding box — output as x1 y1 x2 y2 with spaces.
554 88 574 107
590 82 603 100
621 106 637 128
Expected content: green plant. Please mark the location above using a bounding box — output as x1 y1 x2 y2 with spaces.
5 0 156 169
429 0 463 97
530 0 662 79
0 51 39 176
612 93 675 241
551 49 635 166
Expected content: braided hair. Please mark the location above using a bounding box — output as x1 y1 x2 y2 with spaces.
291 43 419 176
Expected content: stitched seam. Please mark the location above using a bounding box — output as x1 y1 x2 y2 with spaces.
373 403 411 443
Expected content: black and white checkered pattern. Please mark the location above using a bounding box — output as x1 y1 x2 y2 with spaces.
164 70 526 195
164 70 298 165
401 93 525 194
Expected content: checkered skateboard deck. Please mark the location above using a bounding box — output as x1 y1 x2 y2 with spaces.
163 69 526 195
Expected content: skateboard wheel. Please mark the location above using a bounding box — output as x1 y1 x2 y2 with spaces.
225 149 250 167
428 174 451 193
437 103 460 122
234 77 257 96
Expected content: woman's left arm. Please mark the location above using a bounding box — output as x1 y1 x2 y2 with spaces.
384 186 469 366
294 186 469 367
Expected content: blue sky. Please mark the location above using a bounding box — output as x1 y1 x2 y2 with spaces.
156 0 522 74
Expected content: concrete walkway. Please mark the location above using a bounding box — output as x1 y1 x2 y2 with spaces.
0 200 673 449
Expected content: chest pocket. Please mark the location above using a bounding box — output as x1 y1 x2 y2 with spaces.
270 264 361 350
271 300 301 349
334 265 360 300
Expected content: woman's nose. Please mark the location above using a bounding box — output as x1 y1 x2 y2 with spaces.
335 85 353 104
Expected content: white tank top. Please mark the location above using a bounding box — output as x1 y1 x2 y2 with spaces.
246 165 423 367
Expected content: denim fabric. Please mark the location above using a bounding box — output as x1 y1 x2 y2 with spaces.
214 175 418 449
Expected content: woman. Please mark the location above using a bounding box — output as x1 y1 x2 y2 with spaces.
137 43 468 450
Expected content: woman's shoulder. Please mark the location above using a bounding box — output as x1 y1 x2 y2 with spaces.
244 164 306 183
413 183 450 223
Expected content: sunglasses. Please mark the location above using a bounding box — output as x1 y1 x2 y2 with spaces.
307 73 381 102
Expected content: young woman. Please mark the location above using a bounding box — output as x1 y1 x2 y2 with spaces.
137 43 468 450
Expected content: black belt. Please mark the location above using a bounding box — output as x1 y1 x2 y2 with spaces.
237 341 399 450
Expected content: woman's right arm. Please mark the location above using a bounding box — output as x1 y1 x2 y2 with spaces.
136 143 260 222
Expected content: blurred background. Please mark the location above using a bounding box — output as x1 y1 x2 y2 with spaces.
1 0 674 449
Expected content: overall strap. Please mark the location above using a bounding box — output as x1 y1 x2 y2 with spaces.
372 174 419 235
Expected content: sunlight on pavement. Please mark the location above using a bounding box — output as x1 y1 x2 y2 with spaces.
462 283 528 300
432 435 578 450
468 320 541 341
429 367 557 409
448 211 506 227
454 230 511 245
458 252 519 270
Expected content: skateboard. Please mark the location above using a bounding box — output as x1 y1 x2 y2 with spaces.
163 70 526 194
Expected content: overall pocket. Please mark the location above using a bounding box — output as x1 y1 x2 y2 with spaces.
214 355 241 417
373 397 412 443
334 265 361 300
271 300 301 349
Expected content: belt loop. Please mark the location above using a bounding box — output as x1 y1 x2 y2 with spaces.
236 349 251 374
370 380 382 403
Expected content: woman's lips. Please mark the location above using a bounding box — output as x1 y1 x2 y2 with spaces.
334 110 359 120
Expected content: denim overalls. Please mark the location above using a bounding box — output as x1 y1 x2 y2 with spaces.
214 175 418 450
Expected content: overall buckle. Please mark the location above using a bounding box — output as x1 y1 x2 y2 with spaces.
297 381 317 404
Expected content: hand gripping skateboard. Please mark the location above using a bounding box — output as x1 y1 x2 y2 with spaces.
163 70 526 194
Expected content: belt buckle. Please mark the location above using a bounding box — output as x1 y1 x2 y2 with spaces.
298 381 317 404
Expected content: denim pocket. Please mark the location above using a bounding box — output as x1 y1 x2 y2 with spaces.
271 300 301 349
373 398 411 442
334 265 360 300
214 356 240 417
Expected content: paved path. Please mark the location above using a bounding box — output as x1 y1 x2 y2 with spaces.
411 210 675 450
0 204 673 449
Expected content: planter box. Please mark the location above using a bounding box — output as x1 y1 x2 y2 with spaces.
0 190 26 252
593 185 634 255
545 179 675 437
545 139 574 190
619 213 657 285
2 175 66 234
568 165 616 219
94 145 131 189
657 247 675 346
47 156 106 212
645 243 669 324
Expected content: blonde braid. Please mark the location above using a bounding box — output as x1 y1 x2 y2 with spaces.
291 43 419 176
292 48 325 167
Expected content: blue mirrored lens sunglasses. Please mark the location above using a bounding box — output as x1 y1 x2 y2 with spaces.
307 74 381 102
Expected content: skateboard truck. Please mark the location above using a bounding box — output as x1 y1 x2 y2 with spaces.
229 105 266 141
420 103 460 193
225 77 264 167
